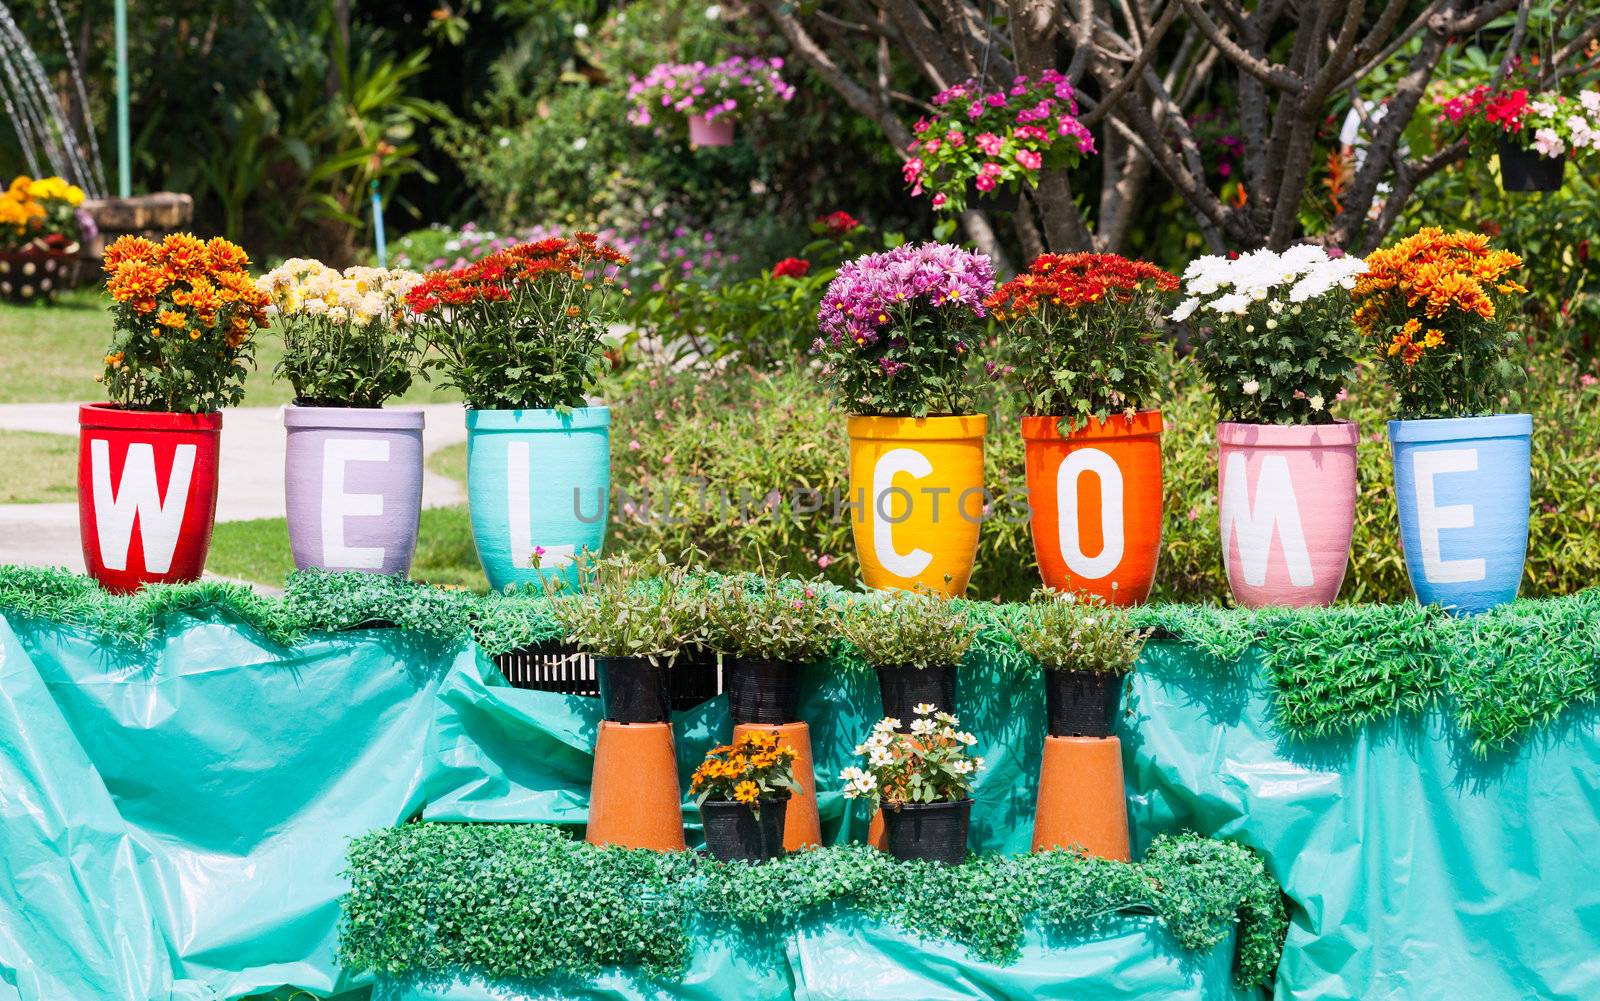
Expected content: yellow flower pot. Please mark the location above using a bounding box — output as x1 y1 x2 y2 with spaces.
846 414 988 595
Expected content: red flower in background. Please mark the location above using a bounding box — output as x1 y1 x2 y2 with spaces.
1483 88 1529 132
772 256 811 278
816 211 860 238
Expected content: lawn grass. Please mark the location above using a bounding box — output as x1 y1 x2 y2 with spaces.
208 505 488 591
0 291 458 407
0 430 77 503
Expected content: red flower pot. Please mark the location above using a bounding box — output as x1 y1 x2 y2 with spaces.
77 404 222 593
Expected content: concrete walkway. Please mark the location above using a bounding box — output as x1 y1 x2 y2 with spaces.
0 402 469 574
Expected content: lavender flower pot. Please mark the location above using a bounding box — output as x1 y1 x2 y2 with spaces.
284 405 424 576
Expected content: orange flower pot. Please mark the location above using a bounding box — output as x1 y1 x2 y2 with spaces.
847 415 987 595
1022 411 1163 606
733 722 821 851
586 721 685 851
1032 735 1130 860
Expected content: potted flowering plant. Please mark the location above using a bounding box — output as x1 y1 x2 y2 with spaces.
1005 591 1147 737
691 730 801 863
840 706 984 865
626 56 796 147
1438 84 1600 191
259 260 428 576
903 70 1096 213
703 572 837 726
815 242 995 594
407 234 630 590
81 234 268 592
838 589 976 729
987 253 1178 604
1353 228 1530 615
1 174 87 301
548 555 704 723
1171 244 1369 608
1005 590 1145 859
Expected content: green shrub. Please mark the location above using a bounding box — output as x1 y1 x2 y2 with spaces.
607 347 1600 604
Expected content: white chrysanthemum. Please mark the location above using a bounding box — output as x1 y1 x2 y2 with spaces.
913 702 936 716
1242 379 1260 395
1309 394 1325 411
910 718 936 735
1208 291 1252 315
868 747 893 767
1170 296 1201 322
873 717 900 734
953 759 974 774
1278 243 1328 275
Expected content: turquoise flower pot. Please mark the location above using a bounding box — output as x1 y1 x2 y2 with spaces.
465 407 610 591
1389 414 1531 615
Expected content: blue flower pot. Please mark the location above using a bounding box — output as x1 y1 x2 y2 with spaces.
465 407 610 591
1388 414 1531 615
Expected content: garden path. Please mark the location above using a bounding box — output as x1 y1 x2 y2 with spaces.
0 402 469 574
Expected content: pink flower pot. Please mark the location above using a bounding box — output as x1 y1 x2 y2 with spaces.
688 114 735 147
1216 420 1359 608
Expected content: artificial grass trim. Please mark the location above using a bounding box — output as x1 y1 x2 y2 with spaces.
337 823 1286 989
3 564 1597 752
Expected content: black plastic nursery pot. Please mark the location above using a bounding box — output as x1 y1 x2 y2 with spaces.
726 658 802 725
875 664 956 730
596 656 672 723
701 796 790 863
1044 669 1124 738
881 798 973 865
1497 137 1566 192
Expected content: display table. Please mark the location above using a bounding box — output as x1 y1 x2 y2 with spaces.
2 569 1596 1001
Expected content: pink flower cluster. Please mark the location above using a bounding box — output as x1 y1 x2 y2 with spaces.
816 242 995 348
904 69 1096 212
626 57 795 128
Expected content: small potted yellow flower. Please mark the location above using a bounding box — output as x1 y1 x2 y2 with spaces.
691 730 800 862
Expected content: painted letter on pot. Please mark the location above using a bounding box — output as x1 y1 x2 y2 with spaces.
1057 447 1125 579
90 440 195 574
321 438 388 570
1220 453 1313 588
872 448 933 579
1410 449 1486 584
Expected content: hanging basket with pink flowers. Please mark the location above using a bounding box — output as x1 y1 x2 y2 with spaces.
902 70 1097 213
626 57 796 149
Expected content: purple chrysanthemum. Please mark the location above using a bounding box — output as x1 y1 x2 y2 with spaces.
816 242 995 347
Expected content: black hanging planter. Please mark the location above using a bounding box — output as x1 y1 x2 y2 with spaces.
875 664 956 730
701 796 789 862
596 655 671 723
1043 669 1124 738
726 658 802 725
1497 137 1566 192
881 799 972 865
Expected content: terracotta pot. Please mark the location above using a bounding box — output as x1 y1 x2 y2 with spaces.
465 406 609 591
1217 420 1359 608
283 404 423 576
1389 414 1531 615
77 404 221 593
882 799 971 865
726 658 802 726
875 663 956 730
1022 411 1163 605
1032 735 1130 859
1497 138 1566 192
586 721 685 851
847 414 987 595
701 796 789 863
688 114 735 147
